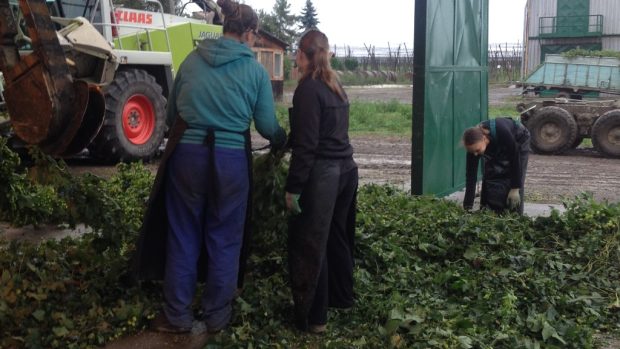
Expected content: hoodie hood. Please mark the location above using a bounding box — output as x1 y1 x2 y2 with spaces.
197 36 255 67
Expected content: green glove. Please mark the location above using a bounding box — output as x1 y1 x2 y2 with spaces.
507 188 521 209
286 192 302 214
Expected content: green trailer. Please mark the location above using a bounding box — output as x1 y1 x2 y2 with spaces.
522 54 620 99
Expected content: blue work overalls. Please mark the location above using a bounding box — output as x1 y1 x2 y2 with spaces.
163 129 250 331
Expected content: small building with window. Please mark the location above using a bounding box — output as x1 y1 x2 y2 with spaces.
523 0 620 77
252 30 288 101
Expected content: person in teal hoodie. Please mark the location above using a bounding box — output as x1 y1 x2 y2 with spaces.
148 0 286 334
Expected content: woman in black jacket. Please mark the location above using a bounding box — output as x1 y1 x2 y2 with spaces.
285 29 358 334
462 117 530 214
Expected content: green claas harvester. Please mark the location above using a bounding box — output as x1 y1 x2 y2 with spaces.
0 0 223 161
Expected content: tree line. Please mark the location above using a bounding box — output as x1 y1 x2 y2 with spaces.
258 0 319 48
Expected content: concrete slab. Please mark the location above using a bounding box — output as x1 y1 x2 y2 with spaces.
445 189 565 218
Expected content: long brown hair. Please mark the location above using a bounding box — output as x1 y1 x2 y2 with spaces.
298 30 346 101
217 0 258 36
462 126 486 146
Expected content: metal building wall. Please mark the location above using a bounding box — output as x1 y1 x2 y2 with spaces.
525 0 557 36
524 0 557 75
603 37 620 51
524 0 620 76
525 44 541 75
591 0 620 35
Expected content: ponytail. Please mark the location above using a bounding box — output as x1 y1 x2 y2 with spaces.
298 30 346 101
217 0 258 36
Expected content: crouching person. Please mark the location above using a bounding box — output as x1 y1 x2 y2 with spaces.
462 117 530 214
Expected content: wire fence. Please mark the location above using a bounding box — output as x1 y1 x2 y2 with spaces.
331 43 414 73
330 42 524 82
488 43 523 82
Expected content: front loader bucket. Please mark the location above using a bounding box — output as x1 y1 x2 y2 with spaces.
0 0 105 156
60 84 106 156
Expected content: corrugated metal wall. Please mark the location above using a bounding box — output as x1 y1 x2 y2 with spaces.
602 37 620 51
525 44 541 74
525 0 557 36
524 0 557 75
591 0 620 35
524 0 620 77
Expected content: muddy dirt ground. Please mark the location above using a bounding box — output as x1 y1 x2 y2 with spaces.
311 85 620 204
337 135 620 205
67 85 618 205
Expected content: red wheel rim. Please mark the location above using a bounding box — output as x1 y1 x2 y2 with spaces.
122 94 155 145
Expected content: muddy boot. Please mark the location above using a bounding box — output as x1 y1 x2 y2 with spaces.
151 313 191 334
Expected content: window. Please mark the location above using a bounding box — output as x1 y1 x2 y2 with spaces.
274 53 282 78
260 51 274 77
60 0 102 24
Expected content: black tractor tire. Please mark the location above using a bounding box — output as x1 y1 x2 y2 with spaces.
527 106 578 155
90 69 166 162
591 109 620 158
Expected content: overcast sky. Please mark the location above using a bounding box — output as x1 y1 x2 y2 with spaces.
245 0 528 48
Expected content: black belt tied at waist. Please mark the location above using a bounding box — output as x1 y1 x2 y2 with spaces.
201 128 253 212
201 127 253 289
203 129 219 213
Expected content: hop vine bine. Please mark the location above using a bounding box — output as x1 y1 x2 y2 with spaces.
1 141 620 348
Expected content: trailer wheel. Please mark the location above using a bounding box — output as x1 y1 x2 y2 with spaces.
591 110 620 158
527 106 578 155
90 69 166 162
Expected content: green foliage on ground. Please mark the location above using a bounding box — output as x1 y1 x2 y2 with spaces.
0 138 158 347
1 141 620 348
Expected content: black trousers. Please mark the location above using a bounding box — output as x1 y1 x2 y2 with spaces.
517 150 529 214
516 126 531 215
481 128 530 215
288 158 358 330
